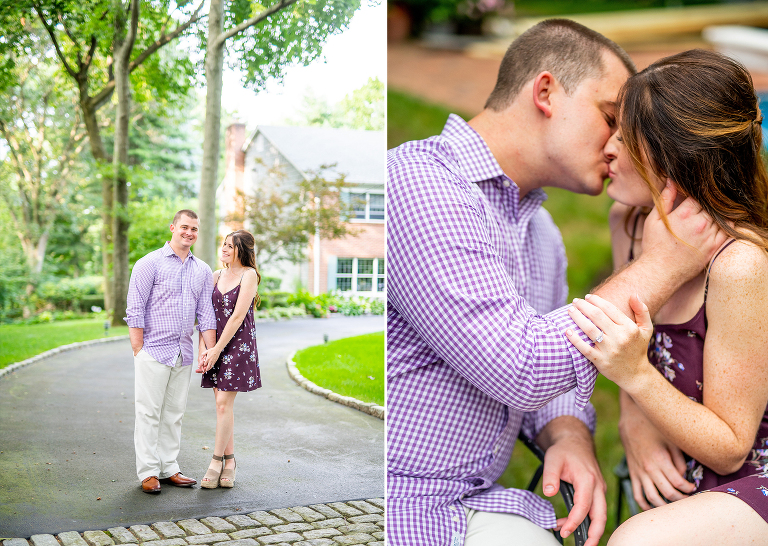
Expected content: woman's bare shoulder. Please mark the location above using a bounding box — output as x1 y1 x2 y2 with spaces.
242 268 260 285
708 238 768 288
706 239 768 326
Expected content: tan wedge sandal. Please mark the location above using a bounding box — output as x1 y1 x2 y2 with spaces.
201 454 224 489
220 454 236 488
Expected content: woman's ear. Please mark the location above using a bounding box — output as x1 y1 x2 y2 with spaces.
532 71 555 118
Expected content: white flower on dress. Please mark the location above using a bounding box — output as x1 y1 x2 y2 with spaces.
222 354 233 366
248 376 255 387
222 294 230 306
249 353 256 363
249 327 256 339
223 369 233 380
223 308 231 317
239 343 249 353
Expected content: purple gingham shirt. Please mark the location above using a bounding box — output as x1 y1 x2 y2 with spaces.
387 115 599 546
125 242 216 367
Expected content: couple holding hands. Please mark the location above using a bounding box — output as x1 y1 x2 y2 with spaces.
388 19 768 546
125 211 261 494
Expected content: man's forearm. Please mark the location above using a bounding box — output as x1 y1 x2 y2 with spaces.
593 253 686 318
201 329 216 351
129 327 144 355
536 415 594 451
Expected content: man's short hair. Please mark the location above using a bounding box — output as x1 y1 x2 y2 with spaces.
172 209 198 225
485 19 636 111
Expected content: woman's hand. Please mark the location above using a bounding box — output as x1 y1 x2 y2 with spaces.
620 393 695 510
564 294 655 391
201 345 222 372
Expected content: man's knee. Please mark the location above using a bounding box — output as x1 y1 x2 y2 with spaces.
464 509 560 546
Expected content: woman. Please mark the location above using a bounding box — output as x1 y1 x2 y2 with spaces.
566 49 768 544
197 229 262 488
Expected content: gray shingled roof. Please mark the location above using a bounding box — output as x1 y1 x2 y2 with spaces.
246 125 385 184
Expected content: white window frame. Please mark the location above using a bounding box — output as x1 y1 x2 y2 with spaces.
345 191 385 223
335 257 385 294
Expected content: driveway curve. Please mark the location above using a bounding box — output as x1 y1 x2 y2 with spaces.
0 315 385 537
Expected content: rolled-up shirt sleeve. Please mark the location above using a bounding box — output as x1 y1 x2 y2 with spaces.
387 150 597 411
125 257 155 328
195 266 216 332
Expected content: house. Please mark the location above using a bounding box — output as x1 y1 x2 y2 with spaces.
217 122 386 297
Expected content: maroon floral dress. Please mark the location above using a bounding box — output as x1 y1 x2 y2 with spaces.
201 276 261 392
645 239 768 521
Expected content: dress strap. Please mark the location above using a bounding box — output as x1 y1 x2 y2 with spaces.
213 270 221 287
704 239 737 303
628 210 644 262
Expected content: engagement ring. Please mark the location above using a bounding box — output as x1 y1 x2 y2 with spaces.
595 332 604 343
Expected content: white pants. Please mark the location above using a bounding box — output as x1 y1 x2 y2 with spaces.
134 350 192 481
463 507 562 546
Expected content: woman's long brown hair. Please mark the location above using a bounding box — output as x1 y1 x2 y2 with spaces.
619 49 768 250
224 230 262 309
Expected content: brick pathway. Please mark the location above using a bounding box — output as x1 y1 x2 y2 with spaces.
2 500 385 546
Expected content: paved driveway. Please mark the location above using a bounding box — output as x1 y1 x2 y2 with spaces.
0 315 385 537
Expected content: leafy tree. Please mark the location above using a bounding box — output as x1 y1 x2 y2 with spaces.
0 30 90 277
337 77 385 130
13 0 205 324
289 77 384 131
128 196 196 267
227 166 358 266
196 0 363 266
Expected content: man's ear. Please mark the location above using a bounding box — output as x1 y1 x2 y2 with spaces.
532 71 555 118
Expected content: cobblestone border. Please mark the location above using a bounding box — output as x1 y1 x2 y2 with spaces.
0 335 130 381
286 353 384 420
1 499 385 546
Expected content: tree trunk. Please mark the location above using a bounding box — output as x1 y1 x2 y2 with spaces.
80 85 114 313
197 0 226 267
33 229 50 275
111 0 139 327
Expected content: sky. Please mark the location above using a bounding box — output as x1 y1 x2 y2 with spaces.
220 1 386 129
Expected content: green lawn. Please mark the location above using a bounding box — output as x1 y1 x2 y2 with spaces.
389 90 626 544
293 331 384 407
0 319 129 369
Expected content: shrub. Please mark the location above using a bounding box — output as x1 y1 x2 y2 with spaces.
0 273 28 322
28 311 54 324
370 298 385 315
339 296 368 316
261 276 282 291
35 276 103 311
288 289 329 317
254 305 306 320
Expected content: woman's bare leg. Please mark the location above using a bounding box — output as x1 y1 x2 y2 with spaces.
207 388 237 472
609 491 768 546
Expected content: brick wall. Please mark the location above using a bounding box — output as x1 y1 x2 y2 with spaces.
308 223 385 294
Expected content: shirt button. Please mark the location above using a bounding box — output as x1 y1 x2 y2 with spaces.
452 516 459 523
503 180 511 188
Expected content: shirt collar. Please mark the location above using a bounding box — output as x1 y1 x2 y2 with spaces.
441 113 548 208
162 241 195 262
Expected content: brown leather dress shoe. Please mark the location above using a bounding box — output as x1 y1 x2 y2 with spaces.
142 476 161 494
160 472 197 487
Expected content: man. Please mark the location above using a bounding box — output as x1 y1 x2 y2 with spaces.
387 19 726 546
125 209 217 494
